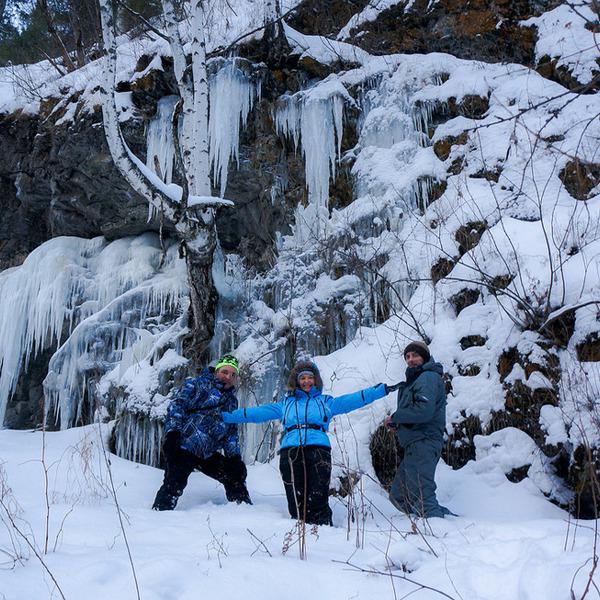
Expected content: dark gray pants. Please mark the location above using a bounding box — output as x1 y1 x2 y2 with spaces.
389 438 447 518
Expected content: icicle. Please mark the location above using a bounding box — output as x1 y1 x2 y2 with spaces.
114 412 163 466
146 95 179 184
145 95 179 221
208 61 258 197
275 93 345 210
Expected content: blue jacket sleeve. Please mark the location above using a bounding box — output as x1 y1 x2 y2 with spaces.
329 383 387 417
393 372 439 424
164 378 204 433
223 402 283 424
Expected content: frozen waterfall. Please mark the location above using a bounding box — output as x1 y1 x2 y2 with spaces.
0 234 188 429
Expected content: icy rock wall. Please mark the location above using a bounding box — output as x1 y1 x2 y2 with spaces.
214 47 600 515
0 233 188 431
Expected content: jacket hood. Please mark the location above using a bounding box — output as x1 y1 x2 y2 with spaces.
287 360 323 392
405 357 443 380
422 357 443 375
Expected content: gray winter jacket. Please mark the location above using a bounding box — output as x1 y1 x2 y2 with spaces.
391 358 446 447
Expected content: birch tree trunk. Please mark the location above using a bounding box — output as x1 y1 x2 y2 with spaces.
185 0 217 360
99 0 221 360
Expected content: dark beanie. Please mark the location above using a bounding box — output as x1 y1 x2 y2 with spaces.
403 341 430 363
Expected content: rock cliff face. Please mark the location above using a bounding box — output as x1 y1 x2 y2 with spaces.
0 0 580 270
347 0 548 63
1 0 599 517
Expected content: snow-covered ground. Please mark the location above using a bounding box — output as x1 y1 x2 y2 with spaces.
0 425 595 600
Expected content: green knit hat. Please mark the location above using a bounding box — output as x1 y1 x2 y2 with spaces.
215 354 239 373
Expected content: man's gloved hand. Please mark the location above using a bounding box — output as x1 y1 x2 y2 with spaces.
162 431 182 456
384 382 402 394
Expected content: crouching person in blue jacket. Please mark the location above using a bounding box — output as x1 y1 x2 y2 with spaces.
223 360 394 526
152 355 251 510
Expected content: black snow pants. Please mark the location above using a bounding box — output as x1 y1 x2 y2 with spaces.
279 445 332 526
153 443 251 510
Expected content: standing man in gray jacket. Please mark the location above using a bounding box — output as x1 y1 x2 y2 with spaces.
386 341 453 518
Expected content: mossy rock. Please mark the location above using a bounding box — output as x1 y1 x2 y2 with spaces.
540 311 576 348
433 131 469 160
506 464 530 483
448 155 466 175
370 423 402 491
443 414 482 469
431 256 456 283
559 159 600 201
489 274 514 294
457 363 481 376
470 168 501 182
455 220 487 255
449 288 481 315
576 333 600 361
536 54 600 93
460 334 486 349
568 445 600 519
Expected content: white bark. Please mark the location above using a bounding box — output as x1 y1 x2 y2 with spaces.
98 0 178 221
99 0 230 220
190 0 211 197
162 0 197 198
264 0 280 24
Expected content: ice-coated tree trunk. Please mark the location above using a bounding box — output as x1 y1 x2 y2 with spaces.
262 0 289 67
264 0 280 24
99 0 219 360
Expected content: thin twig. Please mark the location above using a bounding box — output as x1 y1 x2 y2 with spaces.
96 422 141 600
246 528 273 557
333 559 458 600
0 497 67 600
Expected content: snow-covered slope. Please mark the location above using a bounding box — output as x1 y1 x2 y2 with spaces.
0 0 599 528
0 425 592 600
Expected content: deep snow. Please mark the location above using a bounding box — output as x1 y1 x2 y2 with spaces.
0 424 596 600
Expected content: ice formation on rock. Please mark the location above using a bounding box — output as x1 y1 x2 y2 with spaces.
0 234 188 430
146 95 179 186
275 91 345 209
209 61 260 197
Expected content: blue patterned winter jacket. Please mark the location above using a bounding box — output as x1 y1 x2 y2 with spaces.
222 383 387 449
164 368 241 459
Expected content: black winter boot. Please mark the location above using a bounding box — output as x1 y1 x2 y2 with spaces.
225 484 253 505
152 485 182 510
